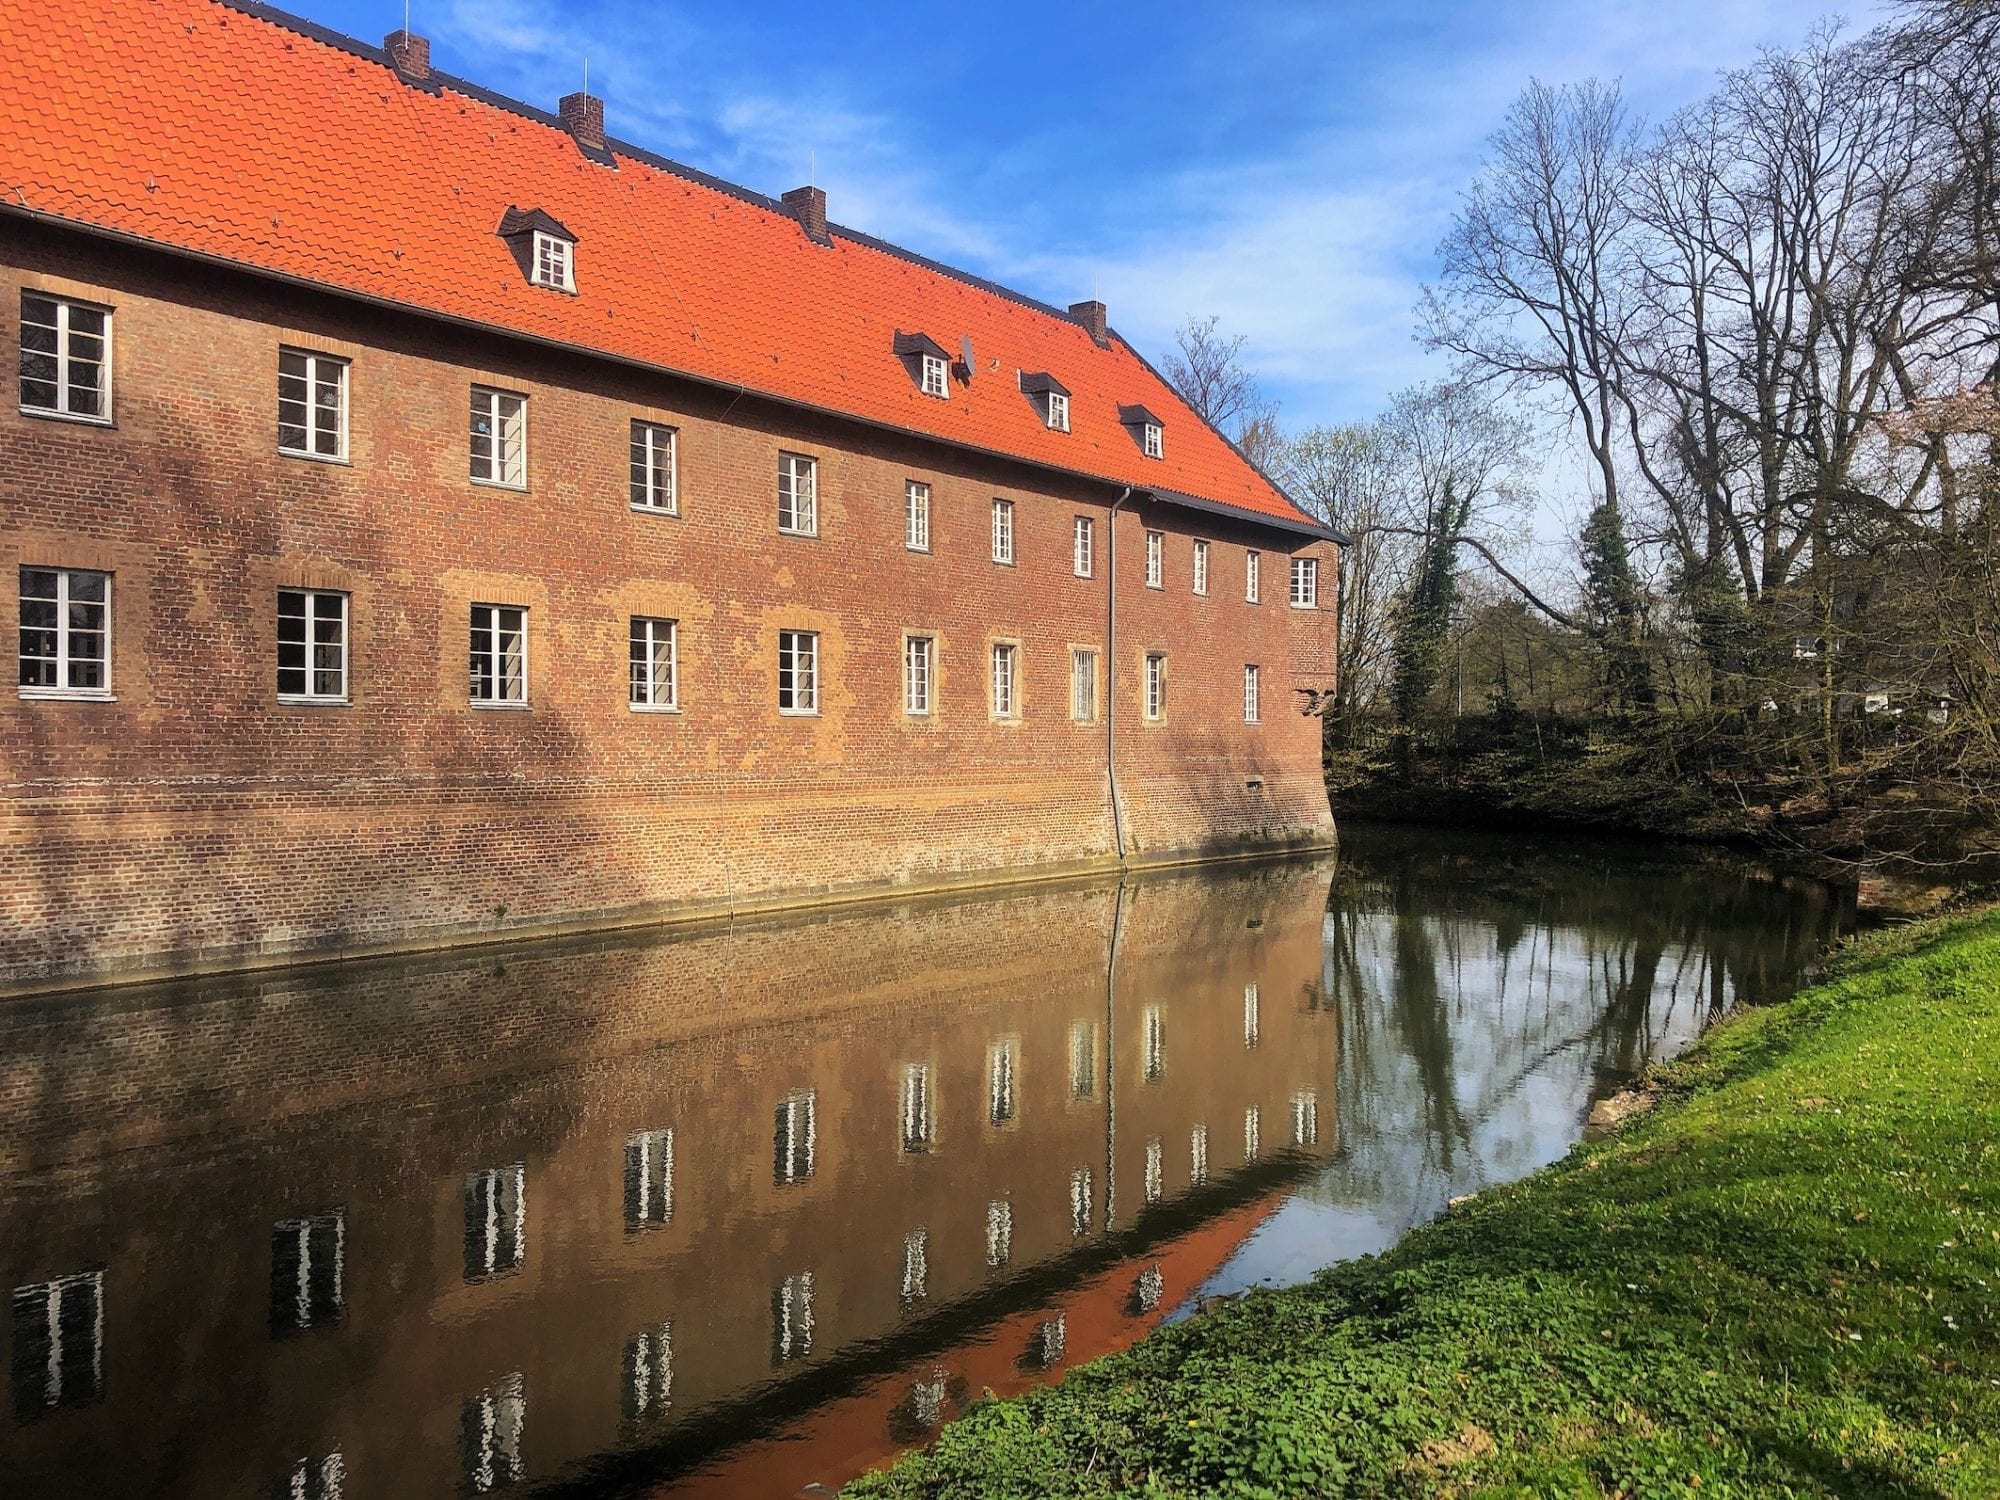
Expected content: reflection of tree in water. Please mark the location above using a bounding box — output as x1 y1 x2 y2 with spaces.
1308 827 1848 1230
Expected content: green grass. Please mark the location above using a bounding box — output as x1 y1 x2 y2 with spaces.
847 910 2000 1498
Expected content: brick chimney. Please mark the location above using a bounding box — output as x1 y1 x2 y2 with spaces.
782 185 830 245
559 90 605 153
383 29 429 80
1069 299 1108 345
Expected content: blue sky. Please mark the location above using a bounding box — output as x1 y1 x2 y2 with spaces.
309 0 1876 437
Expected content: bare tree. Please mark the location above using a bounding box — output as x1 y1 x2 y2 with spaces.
1162 314 1280 453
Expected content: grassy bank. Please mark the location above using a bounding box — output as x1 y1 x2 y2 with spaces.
848 910 2000 1497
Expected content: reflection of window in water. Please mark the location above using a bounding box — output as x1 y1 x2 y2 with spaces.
985 1200 1013 1268
280 1452 345 1498
773 1091 816 1186
1190 1125 1210 1186
1134 1264 1166 1314
911 1371 948 1429
461 1371 525 1493
621 1322 672 1428
271 1209 345 1334
1244 1105 1261 1161
1069 1168 1093 1237
1144 1137 1164 1203
1291 1091 1319 1147
11 1270 102 1417
900 1063 936 1154
1143 1005 1166 1082
1068 1021 1095 1099
772 1271 815 1364
624 1129 673 1230
1034 1315 1066 1368
987 1040 1016 1126
1244 983 1260 1047
901 1229 929 1305
464 1165 526 1282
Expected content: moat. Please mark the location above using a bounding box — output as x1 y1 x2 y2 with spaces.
0 824 1850 1497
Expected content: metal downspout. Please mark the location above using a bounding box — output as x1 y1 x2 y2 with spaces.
1106 488 1133 864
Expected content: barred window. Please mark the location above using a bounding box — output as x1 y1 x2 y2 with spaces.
778 453 818 535
630 616 678 710
630 422 677 513
469 604 527 705
277 589 348 703
18 567 110 699
19 292 110 421
278 349 347 460
470 387 527 488
1070 649 1098 722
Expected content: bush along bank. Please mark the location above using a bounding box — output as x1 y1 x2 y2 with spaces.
847 909 2000 1497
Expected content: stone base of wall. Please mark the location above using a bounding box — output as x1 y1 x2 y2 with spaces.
2 767 1333 993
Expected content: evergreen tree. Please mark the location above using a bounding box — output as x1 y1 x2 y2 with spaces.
1579 499 1656 713
1392 480 1468 727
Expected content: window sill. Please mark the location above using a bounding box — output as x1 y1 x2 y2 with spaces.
778 527 820 540
470 700 532 711
279 449 351 467
470 477 529 493
631 503 680 518
629 703 681 714
1145 582 1164 591
18 688 115 702
778 708 822 718
1289 602 1318 611
1074 570 1093 581
907 544 931 555
19 406 113 428
277 695 350 707
992 557 1016 568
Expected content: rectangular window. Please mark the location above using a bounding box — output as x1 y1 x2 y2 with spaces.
19 292 110 422
277 589 348 703
1246 550 1262 604
463 1165 526 1281
630 616 678 710
630 421 677 513
532 230 574 291
1192 539 1210 596
1144 1137 1164 1203
988 1040 1016 1126
11 1271 103 1417
991 499 1015 564
1144 653 1166 722
1191 1125 1210 1186
1245 1106 1261 1161
1243 664 1260 724
469 387 526 488
1047 390 1070 431
621 1323 673 1428
19 567 110 699
1069 1168 1093 1238
462 1372 526 1494
904 480 931 552
990 642 1019 719
772 1271 815 1364
1143 422 1163 459
920 352 949 398
469 604 527 705
1143 1005 1166 1082
901 1229 929 1305
623 1128 673 1230
985 1199 1013 1268
1244 983 1261 1047
777 630 819 715
1068 1020 1095 1100
1072 516 1094 577
777 452 818 535
278 349 348 460
899 1063 935 1154
1145 530 1164 588
1290 556 1319 608
270 1209 345 1335
773 1091 816 1185
1070 648 1098 723
1291 1091 1320 1147
903 634 934 716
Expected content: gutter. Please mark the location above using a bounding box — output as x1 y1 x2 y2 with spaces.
1106 487 1133 863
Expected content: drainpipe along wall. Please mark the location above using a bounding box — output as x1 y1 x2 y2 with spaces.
1106 488 1133 863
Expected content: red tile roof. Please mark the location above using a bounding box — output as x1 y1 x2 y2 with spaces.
0 0 1329 536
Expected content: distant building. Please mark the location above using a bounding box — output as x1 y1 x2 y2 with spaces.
0 0 1339 989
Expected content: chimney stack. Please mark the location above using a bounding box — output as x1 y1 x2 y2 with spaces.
559 90 605 152
781 185 830 244
384 29 430 80
1069 299 1108 345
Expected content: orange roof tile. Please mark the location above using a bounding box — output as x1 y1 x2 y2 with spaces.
0 0 1331 537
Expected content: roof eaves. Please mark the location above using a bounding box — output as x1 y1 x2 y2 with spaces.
1143 486 1346 545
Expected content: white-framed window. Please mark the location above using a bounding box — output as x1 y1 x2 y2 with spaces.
772 1271 814 1364
624 1128 674 1230
277 589 348 704
630 421 677 513
469 387 526 488
985 1199 1013 1268
462 1372 526 1494
1068 1020 1095 1100
11 1270 104 1413
991 498 1015 564
1069 1168 1093 1238
901 1229 929 1305
920 352 949 399
1070 648 1098 723
1244 1105 1261 1161
469 604 527 706
988 1040 1016 1126
1246 550 1262 604
1145 530 1164 588
271 1209 346 1335
990 641 1019 719
1073 516 1094 578
773 1091 816 1185
463 1165 526 1281
1291 1091 1319 1146
1143 1005 1165 1082
621 1322 673 1427
19 291 111 422
278 349 348 460
531 230 574 292
1290 556 1319 608
777 452 818 535
1047 391 1070 431
1144 652 1166 722
1142 421 1163 459
1144 1137 1164 1204
900 1063 935 1154
777 630 818 715
19 566 111 699
630 616 678 711
903 634 934 716
1193 539 1210 596
1244 983 1261 1047
1191 1125 1210 1185
1243 664 1260 724
905 480 931 552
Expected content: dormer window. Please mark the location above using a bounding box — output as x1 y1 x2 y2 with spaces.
532 231 573 292
1119 404 1165 459
1019 372 1071 432
1143 422 1163 458
893 331 954 399
1048 393 1070 431
921 353 949 399
497 207 578 293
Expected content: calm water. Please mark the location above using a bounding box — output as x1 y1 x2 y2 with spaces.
0 825 1848 1498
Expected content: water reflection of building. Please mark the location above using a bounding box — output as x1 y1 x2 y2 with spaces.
0 859 1338 1498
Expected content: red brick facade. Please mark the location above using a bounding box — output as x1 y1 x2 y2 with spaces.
0 7 1336 992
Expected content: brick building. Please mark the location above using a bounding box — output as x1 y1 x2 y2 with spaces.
0 0 1339 991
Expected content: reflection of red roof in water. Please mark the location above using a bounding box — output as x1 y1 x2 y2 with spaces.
662 1190 1286 1498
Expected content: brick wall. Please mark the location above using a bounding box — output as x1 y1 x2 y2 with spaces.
0 220 1336 988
